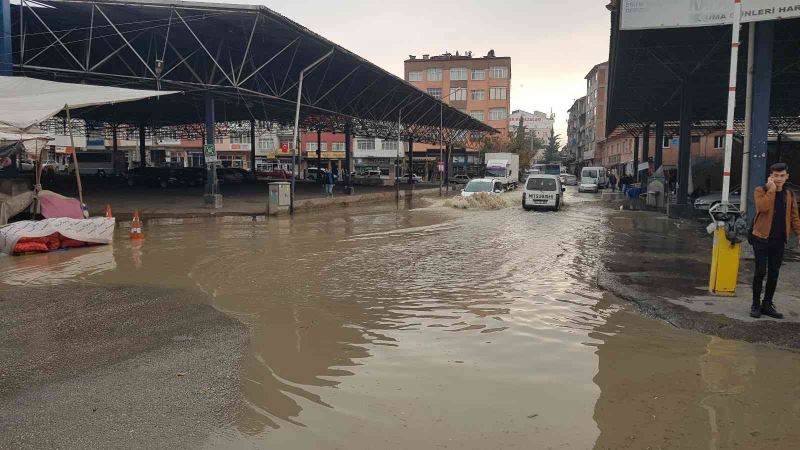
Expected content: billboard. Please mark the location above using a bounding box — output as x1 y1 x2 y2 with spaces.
620 0 800 30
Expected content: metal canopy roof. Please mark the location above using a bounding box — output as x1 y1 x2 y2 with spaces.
10 0 495 143
606 16 800 135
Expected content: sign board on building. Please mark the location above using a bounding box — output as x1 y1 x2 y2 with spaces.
230 143 252 151
620 0 800 30
86 138 105 150
437 162 445 173
203 144 217 163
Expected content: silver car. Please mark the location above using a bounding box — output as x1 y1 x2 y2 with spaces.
694 183 799 211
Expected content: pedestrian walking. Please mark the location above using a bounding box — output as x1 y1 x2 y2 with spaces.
609 174 617 192
750 162 800 319
323 169 335 197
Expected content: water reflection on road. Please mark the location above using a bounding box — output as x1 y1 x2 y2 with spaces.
1 191 799 449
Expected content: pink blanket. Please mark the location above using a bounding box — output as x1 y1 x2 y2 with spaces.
40 194 83 219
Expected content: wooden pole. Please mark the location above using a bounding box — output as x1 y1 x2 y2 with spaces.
65 106 84 207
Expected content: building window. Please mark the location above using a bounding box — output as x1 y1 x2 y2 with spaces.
427 88 442 99
357 139 375 151
214 135 224 144
714 135 725 149
490 66 508 79
306 142 327 151
450 67 467 81
489 86 507 100
663 136 672 148
489 108 507 121
427 68 442 81
230 133 250 144
382 140 399 151
691 136 700 144
258 137 275 150
471 90 485 101
449 87 466 101
471 69 485 80
470 110 485 121
408 71 422 81
332 142 346 151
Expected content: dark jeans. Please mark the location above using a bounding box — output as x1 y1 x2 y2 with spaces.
752 238 785 306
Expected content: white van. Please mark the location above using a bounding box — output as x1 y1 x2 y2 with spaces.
579 166 608 193
522 174 564 211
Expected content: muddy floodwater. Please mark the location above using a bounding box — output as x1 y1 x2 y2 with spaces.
2 192 799 449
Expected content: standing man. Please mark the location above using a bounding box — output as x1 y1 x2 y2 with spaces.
323 169 335 197
750 163 800 319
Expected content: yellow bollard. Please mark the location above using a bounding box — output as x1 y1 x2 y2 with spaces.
709 227 741 296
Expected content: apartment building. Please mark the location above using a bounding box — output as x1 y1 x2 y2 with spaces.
509 110 555 143
583 62 608 165
565 96 587 163
405 50 511 135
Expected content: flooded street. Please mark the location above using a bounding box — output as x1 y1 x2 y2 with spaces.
2 191 799 449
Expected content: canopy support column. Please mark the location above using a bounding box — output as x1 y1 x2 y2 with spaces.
633 135 640 182
344 121 352 194
676 82 693 208
138 123 146 168
747 21 774 216
642 123 650 185
407 138 414 188
654 119 664 170
249 119 256 174
0 0 10 75
316 128 322 182
204 94 221 207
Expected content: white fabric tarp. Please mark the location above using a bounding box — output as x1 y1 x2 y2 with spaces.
0 217 115 254
0 77 180 132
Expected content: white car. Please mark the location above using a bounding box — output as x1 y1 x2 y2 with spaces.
559 173 578 186
461 178 504 198
398 173 423 183
523 174 565 211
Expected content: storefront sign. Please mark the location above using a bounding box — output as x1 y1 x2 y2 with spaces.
230 143 252 151
437 162 445 173
203 144 217 163
304 151 345 159
620 0 800 30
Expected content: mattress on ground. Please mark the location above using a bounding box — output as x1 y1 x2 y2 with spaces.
0 217 115 255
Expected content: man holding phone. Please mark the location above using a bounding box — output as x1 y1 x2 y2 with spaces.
750 163 800 319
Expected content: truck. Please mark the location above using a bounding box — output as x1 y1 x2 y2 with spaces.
483 153 520 190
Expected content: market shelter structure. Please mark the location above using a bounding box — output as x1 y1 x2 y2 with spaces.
9 0 496 207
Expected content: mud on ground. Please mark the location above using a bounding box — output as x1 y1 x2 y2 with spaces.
0 284 248 449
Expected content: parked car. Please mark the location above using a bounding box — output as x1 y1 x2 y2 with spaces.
398 173 422 183
578 167 607 193
461 178 504 198
217 167 244 185
126 167 179 188
19 160 36 172
523 174 565 211
693 183 800 211
559 173 578 186
258 168 291 179
42 160 66 172
450 174 471 185
174 167 207 187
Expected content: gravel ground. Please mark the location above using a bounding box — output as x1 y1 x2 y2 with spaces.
0 284 248 449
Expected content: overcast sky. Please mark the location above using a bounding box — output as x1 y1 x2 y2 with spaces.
245 0 611 137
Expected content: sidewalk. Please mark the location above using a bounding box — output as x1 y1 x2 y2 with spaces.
599 209 800 349
51 179 451 219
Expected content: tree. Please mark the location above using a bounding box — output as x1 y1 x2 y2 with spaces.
544 129 562 162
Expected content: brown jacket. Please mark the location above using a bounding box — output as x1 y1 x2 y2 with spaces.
753 186 800 242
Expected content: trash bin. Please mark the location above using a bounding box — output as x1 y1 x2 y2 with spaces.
267 181 290 215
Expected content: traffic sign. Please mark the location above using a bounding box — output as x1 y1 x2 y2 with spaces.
203 144 217 163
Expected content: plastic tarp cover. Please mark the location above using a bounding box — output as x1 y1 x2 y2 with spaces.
0 77 180 132
0 217 115 254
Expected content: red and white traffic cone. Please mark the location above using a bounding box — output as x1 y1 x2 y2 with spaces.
130 210 143 240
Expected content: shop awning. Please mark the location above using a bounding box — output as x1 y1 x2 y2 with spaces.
0 76 180 132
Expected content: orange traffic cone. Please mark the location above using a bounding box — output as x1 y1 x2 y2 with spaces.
130 210 143 240
105 204 113 218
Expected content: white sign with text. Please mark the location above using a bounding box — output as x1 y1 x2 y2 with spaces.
620 0 800 30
